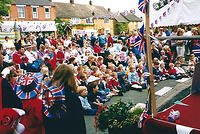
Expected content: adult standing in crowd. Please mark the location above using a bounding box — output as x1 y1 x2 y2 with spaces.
36 33 45 50
107 33 113 48
176 28 185 57
98 33 107 48
42 64 86 134
118 31 127 45
90 33 97 47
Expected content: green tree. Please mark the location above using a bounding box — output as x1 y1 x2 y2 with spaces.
116 22 128 35
0 0 13 21
55 17 70 35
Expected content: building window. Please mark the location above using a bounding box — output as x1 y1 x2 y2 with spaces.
105 28 110 34
104 18 109 24
86 18 94 24
45 7 50 19
71 18 80 25
32 7 38 18
18 6 25 18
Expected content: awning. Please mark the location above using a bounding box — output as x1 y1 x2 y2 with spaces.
150 0 200 27
0 21 57 33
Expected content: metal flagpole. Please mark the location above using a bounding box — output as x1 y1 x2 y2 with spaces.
145 0 157 116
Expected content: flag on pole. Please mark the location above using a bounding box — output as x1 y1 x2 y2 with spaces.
138 0 146 13
138 0 149 13
132 24 146 54
138 99 151 128
149 35 161 45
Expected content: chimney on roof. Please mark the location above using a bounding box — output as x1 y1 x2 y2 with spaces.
70 0 74 4
108 8 111 12
89 0 92 5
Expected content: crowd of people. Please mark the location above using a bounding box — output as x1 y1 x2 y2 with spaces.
0 25 199 134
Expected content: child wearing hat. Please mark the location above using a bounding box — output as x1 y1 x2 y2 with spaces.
78 86 98 115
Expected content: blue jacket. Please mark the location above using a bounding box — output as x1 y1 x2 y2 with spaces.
79 96 91 110
98 35 107 45
128 71 140 83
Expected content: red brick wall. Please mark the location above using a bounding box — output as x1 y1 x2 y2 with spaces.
3 5 56 21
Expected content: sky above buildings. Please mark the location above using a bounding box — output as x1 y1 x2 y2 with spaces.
52 0 160 17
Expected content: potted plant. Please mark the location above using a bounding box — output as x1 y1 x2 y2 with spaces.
94 100 144 134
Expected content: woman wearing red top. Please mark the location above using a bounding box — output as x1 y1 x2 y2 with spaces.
94 41 102 55
56 45 64 64
49 46 57 71
50 36 57 47
107 33 113 48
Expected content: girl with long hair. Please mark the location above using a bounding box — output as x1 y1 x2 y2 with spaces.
42 64 86 134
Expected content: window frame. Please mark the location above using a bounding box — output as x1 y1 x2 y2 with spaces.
32 6 38 19
71 18 81 25
17 6 25 18
86 17 94 24
104 17 109 24
44 7 51 19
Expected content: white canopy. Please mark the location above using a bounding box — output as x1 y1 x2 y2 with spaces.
0 21 57 33
150 0 200 27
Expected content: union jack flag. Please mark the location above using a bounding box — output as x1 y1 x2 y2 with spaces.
193 43 200 57
149 35 162 45
138 99 151 128
138 0 149 13
42 81 67 119
132 24 146 54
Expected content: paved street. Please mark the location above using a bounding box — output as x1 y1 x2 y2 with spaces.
85 78 192 134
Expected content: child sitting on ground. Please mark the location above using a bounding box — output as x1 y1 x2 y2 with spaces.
128 66 142 90
136 62 147 88
87 83 103 109
109 72 125 93
78 86 98 115
174 61 188 78
117 64 127 90
159 61 169 80
168 63 181 79
102 74 118 96
153 61 162 82
100 64 107 75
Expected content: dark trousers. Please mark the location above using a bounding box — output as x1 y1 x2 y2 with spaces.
43 116 66 134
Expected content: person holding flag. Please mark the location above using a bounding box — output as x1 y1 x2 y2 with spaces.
131 24 146 60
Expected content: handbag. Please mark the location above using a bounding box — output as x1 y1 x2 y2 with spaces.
0 77 24 134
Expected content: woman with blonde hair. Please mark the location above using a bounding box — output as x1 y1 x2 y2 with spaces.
42 64 86 134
